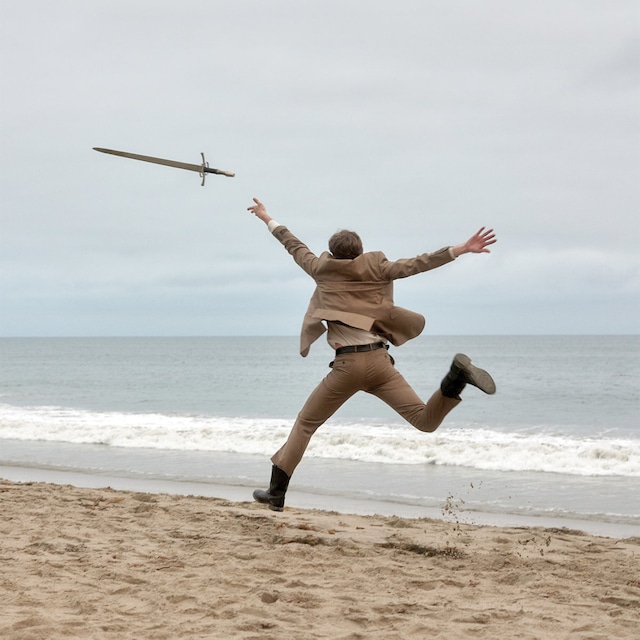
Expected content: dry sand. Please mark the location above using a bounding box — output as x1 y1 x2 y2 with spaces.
1 478 639 639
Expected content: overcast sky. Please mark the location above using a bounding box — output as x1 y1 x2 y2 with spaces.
1 0 638 337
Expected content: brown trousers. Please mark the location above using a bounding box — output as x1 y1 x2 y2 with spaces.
271 347 460 476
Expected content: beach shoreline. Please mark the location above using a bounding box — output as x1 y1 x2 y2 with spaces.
2 476 639 639
2 464 639 540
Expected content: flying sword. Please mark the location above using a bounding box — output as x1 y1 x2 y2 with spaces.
93 147 235 186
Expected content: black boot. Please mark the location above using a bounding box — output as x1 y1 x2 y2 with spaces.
440 353 496 398
253 465 290 512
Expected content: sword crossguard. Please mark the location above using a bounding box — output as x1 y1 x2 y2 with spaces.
200 152 208 187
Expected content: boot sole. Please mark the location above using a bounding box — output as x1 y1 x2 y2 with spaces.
453 353 496 395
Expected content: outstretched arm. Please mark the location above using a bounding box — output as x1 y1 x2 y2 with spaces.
247 197 273 226
451 227 496 257
246 198 319 275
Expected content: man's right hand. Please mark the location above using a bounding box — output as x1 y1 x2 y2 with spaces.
452 227 496 257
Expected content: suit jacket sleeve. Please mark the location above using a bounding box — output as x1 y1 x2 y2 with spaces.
272 226 319 277
378 249 455 280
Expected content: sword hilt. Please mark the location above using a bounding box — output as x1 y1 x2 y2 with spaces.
199 152 235 185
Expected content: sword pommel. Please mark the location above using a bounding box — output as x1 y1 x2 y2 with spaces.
206 167 236 178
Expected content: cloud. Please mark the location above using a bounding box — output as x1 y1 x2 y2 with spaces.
0 1 638 336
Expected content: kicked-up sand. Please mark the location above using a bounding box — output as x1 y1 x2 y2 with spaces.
1 478 639 639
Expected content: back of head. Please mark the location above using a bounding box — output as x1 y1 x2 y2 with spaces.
328 229 363 259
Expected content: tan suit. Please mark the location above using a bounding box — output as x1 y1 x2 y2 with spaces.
269 226 461 476
272 225 455 356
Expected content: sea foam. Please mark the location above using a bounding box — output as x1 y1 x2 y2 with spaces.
1 403 638 478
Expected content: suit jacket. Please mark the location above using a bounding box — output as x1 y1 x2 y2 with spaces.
272 226 455 356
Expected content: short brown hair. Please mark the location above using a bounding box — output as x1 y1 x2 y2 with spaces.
328 229 363 259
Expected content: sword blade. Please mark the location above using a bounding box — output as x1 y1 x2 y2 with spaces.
93 147 235 178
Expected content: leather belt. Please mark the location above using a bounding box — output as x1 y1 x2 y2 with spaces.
335 342 388 356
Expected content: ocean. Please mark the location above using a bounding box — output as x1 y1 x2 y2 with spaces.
1 335 638 536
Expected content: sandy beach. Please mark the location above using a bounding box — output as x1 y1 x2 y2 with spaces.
1 478 639 640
